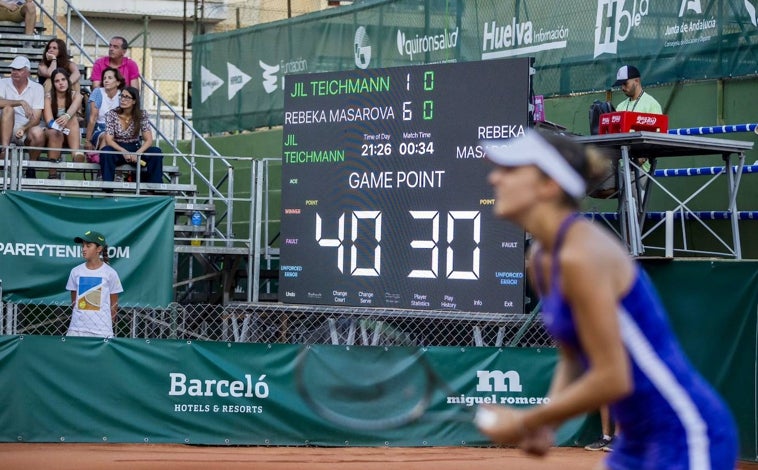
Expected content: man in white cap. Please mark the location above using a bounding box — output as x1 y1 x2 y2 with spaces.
612 65 661 114
0 55 45 178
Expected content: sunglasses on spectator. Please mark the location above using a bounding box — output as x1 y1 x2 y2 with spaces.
121 95 134 101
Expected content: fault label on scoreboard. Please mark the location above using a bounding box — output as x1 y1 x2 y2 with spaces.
279 58 531 313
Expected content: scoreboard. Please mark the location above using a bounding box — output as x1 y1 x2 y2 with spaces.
279 59 532 313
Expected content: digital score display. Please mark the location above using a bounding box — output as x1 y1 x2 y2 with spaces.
279 59 532 313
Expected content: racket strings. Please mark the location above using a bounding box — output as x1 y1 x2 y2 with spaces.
296 348 439 430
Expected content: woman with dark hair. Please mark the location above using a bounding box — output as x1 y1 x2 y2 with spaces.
100 86 163 187
84 67 124 159
43 68 83 177
38 38 81 91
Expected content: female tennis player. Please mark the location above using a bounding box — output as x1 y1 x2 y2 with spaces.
475 130 738 469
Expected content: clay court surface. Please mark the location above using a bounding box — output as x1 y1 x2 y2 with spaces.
3 444 758 469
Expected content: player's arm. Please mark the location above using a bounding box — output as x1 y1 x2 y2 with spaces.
522 247 632 428
478 230 633 443
513 345 581 457
547 345 582 399
70 290 76 306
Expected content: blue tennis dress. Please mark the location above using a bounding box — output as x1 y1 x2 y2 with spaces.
537 214 737 470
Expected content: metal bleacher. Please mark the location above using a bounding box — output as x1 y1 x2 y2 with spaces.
0 2 266 305
0 18 53 72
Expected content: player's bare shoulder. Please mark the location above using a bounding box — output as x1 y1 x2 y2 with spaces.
560 219 633 281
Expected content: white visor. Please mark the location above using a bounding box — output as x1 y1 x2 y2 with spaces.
482 131 586 199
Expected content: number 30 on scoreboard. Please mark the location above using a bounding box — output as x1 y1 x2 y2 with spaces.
315 210 481 280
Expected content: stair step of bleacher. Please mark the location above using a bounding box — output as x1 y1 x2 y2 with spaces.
0 34 53 46
175 203 217 213
0 48 43 57
0 21 46 34
0 30 56 76
13 177 197 194
1 159 180 176
6 159 180 174
174 224 207 233
174 245 251 255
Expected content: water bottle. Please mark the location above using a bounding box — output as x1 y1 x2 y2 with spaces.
190 211 202 246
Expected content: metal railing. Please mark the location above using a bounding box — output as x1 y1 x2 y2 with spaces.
0 301 554 348
0 143 268 302
35 0 232 161
25 1 267 300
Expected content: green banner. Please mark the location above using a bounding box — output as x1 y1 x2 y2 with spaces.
1 260 754 456
641 259 758 462
0 191 175 306
0 336 576 446
192 0 758 133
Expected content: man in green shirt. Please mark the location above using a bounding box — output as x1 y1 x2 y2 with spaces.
613 65 663 179
613 65 662 114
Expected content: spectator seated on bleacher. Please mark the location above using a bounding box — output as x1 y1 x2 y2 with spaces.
100 86 162 190
0 55 44 178
44 68 84 178
84 67 124 162
92 36 140 89
0 0 36 35
38 39 82 92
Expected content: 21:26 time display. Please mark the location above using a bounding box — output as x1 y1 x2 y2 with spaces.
361 141 435 156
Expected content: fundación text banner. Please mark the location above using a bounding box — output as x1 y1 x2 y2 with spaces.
0 191 174 306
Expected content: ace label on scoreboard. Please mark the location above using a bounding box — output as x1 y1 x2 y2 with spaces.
279 58 532 313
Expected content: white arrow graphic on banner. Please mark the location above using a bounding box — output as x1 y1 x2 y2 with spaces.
200 66 223 103
227 62 252 100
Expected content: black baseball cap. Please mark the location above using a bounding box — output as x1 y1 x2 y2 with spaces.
613 65 641 86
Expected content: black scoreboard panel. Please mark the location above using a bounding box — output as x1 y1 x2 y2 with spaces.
279 59 531 313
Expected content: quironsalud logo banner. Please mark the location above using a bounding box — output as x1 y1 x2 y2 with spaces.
193 0 758 134
0 191 175 306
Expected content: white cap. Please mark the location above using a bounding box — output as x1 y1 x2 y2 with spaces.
9 56 31 70
482 131 587 199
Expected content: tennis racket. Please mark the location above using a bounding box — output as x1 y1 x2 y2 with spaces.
294 345 477 431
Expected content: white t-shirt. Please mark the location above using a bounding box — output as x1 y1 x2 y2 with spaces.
0 77 44 127
89 87 121 125
66 262 124 337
